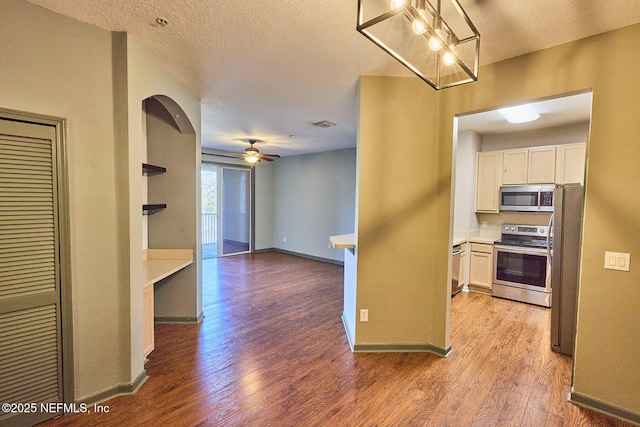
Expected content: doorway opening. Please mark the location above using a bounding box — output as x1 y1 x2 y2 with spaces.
201 162 253 259
450 90 593 356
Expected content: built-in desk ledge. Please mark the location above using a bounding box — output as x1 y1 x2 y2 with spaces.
143 249 193 287
330 233 355 254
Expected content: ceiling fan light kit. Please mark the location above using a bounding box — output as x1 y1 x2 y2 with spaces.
210 139 281 165
357 0 480 90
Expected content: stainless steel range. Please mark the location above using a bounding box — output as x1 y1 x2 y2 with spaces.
493 224 551 307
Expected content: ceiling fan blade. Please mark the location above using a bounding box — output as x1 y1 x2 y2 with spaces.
261 153 280 158
259 156 274 162
209 153 243 160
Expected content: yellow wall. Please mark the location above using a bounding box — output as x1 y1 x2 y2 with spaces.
356 76 450 349
358 24 640 416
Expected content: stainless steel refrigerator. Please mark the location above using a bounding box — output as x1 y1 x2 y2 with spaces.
548 183 584 356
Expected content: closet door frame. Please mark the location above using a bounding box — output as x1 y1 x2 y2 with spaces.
0 107 73 404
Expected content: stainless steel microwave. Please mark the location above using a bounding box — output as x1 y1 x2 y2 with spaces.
499 185 554 212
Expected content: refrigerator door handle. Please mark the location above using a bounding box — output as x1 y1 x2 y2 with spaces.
547 213 554 264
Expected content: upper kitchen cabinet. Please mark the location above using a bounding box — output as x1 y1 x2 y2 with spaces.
502 146 556 185
527 146 556 183
476 151 502 212
502 149 528 185
556 143 586 184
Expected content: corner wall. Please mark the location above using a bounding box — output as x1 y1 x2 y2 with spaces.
440 26 640 418
121 34 202 385
0 0 122 398
357 23 640 419
356 76 449 351
0 1 202 401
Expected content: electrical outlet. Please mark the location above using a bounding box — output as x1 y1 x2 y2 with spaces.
604 251 630 271
482 221 488 229
360 309 368 322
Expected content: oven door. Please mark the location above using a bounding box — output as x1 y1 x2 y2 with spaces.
494 245 551 293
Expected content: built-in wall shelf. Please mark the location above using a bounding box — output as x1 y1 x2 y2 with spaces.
143 204 166 215
142 163 166 175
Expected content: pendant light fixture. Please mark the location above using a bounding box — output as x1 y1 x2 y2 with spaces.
357 0 480 90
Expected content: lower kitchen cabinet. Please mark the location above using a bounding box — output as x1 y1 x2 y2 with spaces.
469 243 493 293
459 243 467 288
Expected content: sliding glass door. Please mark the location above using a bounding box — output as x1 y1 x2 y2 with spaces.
201 163 252 258
221 167 251 256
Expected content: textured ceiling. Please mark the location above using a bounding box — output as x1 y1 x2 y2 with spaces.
26 0 640 156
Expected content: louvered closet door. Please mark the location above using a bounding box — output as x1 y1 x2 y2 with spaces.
0 118 63 427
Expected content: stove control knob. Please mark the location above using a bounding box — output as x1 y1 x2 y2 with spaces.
504 226 509 231
540 229 545 234
510 226 516 231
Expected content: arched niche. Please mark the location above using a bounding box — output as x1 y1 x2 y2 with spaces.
143 95 202 323
150 94 196 135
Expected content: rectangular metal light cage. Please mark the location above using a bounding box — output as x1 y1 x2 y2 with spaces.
357 0 480 90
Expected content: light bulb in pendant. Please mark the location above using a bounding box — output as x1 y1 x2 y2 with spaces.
390 0 406 9
429 29 443 51
412 11 427 35
443 52 455 65
443 51 455 66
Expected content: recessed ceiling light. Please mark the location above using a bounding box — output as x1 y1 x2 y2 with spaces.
498 104 540 123
311 120 336 128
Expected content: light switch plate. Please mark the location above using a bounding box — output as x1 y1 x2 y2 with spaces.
604 251 630 271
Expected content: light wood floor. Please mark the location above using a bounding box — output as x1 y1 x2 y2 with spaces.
39 251 633 426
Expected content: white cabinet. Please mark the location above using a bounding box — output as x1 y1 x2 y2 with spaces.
469 243 493 293
528 146 556 184
458 243 467 288
556 143 586 184
143 284 154 357
502 149 528 185
502 146 556 185
476 151 502 213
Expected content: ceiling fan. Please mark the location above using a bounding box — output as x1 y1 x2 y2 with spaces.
211 139 281 164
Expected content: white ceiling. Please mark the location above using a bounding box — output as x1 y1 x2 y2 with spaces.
26 0 640 156
457 91 593 135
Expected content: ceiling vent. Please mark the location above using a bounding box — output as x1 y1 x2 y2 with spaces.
311 120 336 128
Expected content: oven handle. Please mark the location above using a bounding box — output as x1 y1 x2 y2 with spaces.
494 245 548 256
546 213 554 264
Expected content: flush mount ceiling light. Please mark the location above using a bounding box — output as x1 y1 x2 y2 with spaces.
498 104 541 123
357 0 480 90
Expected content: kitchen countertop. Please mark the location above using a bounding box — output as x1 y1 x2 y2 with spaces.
329 233 355 249
453 232 500 247
453 237 467 246
468 235 500 244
